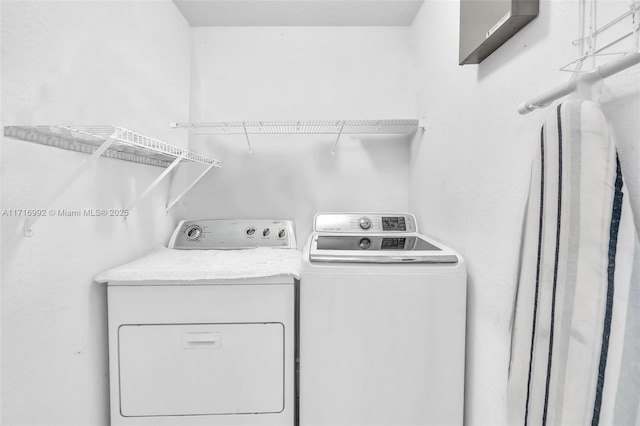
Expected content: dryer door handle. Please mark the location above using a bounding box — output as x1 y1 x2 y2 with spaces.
183 332 221 349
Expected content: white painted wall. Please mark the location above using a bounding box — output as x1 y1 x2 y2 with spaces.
408 1 640 424
3 2 638 425
1 1 190 424
185 27 419 238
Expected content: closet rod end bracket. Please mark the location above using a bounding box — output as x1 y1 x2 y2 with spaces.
518 102 537 115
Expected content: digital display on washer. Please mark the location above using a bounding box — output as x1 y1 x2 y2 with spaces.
381 238 406 250
316 236 441 251
382 217 406 231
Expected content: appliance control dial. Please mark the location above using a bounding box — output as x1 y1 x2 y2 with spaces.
263 228 271 237
358 217 372 230
278 229 286 238
184 225 202 241
359 237 372 249
246 227 256 236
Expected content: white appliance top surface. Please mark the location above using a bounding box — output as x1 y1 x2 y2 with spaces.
95 246 302 284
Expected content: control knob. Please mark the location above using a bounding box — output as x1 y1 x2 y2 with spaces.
358 217 372 230
184 225 203 241
359 237 371 249
263 228 271 237
246 227 256 236
277 229 286 238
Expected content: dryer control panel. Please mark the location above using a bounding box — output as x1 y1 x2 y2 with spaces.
314 213 417 233
169 219 296 249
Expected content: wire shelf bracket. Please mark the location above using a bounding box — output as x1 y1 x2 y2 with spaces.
20 136 115 236
331 122 347 155
166 163 217 213
126 153 185 214
3 125 221 235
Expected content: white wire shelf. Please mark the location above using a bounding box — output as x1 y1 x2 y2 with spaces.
170 119 423 135
3 124 221 236
4 125 221 168
171 119 424 154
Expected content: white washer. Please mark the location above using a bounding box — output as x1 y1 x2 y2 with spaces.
97 219 300 426
300 213 467 426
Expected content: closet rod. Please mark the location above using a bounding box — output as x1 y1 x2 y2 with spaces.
518 51 640 114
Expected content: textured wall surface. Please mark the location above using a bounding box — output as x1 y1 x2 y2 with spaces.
1 1 191 424
184 27 419 238
2 1 638 425
408 1 639 424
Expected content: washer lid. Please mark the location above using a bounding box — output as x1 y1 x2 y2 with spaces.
309 234 458 264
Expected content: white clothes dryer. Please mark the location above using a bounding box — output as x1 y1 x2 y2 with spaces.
300 213 467 426
96 219 300 426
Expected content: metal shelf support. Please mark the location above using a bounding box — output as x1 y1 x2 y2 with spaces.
127 153 185 214
22 136 115 237
242 122 253 154
330 122 346 155
166 163 216 212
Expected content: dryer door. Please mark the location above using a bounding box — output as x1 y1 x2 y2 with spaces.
118 323 285 417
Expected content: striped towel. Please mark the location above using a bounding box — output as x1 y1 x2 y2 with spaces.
508 100 640 426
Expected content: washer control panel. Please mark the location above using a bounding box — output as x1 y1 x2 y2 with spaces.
169 219 296 249
314 213 417 233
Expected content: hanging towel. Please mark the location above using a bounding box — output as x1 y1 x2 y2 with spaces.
508 100 640 426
